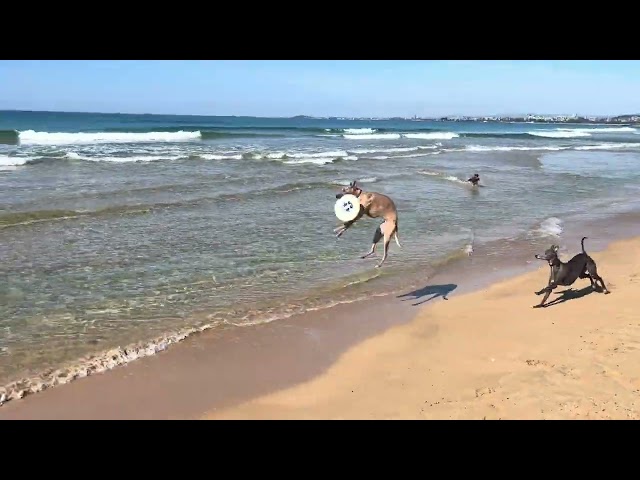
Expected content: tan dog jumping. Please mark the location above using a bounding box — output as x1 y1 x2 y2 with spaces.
334 180 401 268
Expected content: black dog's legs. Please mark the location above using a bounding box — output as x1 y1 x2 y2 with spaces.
578 268 596 289
535 283 552 295
586 261 610 294
596 275 610 294
535 287 547 295
535 267 554 296
361 226 383 259
534 282 557 307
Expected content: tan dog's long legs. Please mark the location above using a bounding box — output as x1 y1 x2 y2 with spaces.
361 224 384 259
375 221 397 268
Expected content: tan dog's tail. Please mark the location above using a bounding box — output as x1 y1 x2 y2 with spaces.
393 225 402 248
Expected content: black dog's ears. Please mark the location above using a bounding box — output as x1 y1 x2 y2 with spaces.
350 180 357 187
552 245 560 252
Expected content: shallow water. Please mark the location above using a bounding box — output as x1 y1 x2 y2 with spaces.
1 111 640 385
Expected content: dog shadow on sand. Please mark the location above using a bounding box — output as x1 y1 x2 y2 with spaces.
397 283 458 306
538 285 604 308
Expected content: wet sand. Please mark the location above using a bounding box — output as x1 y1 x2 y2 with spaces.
206 236 640 420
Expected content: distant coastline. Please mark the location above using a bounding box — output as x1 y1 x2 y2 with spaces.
292 114 640 125
1 109 639 125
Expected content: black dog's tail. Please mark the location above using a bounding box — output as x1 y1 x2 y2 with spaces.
581 236 588 254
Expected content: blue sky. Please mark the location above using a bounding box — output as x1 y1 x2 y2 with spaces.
1 60 639 118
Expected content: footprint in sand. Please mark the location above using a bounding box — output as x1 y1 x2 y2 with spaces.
475 387 496 398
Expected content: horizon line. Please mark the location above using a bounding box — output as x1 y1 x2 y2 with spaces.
1 108 639 120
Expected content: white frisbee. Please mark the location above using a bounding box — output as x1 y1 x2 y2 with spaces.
334 194 361 222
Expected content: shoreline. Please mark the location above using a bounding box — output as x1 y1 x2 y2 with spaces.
0 240 547 419
205 235 640 420
4 207 639 402
1 215 639 419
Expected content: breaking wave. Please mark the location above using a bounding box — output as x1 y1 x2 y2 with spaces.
17 130 203 145
342 132 459 141
6 139 640 171
2 124 637 147
447 143 640 153
527 127 638 139
529 130 593 139
283 155 357 165
0 155 29 167
349 145 438 154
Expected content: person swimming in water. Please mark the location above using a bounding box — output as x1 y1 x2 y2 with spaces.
467 173 480 186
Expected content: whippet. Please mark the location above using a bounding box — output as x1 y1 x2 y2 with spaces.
334 180 401 268
533 236 610 308
467 173 480 186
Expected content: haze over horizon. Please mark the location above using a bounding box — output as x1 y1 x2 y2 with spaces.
1 60 639 118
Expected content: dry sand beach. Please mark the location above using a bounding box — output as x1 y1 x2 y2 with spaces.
205 237 640 420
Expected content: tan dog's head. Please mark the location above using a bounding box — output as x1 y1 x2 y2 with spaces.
336 180 363 199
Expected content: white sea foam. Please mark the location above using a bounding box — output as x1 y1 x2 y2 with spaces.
199 154 243 160
417 170 441 176
342 132 458 141
283 155 358 165
259 150 351 160
283 158 334 165
574 127 638 133
324 128 378 135
537 217 563 237
464 229 475 257
574 142 640 151
342 128 377 135
332 176 378 185
66 152 188 163
462 145 567 152
529 130 592 138
290 150 351 158
0 155 28 167
370 152 440 160
18 130 202 146
403 132 459 140
527 127 637 138
443 175 469 185
349 146 437 154
53 148 379 164
417 170 469 185
264 151 288 159
0 322 218 406
459 142 640 153
343 133 402 140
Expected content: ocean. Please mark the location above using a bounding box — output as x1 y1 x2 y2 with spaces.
1 110 640 399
